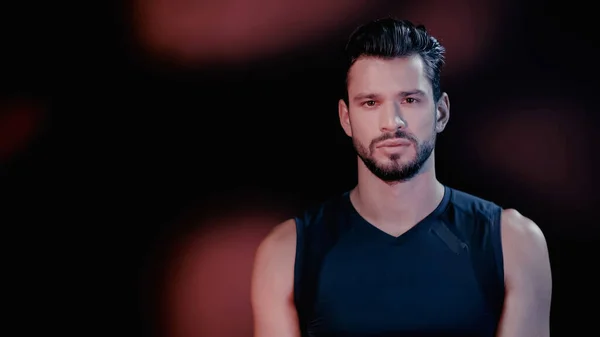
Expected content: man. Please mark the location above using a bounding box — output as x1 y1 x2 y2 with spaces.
251 18 552 337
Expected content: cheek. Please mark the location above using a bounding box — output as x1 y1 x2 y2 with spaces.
350 116 377 143
409 111 436 133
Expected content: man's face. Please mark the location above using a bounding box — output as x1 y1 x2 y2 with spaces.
339 55 448 183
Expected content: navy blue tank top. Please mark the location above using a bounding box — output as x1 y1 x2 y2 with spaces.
293 186 505 337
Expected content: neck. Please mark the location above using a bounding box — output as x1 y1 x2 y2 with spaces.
351 154 445 230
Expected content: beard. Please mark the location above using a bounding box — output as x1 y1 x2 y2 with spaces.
353 128 436 183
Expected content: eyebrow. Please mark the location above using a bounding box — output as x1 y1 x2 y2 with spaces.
352 90 426 102
398 90 426 97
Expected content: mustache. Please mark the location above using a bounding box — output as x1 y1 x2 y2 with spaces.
372 130 418 145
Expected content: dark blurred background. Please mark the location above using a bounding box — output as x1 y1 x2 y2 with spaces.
3 0 599 336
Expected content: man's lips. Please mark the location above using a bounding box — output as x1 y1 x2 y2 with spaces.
376 138 412 148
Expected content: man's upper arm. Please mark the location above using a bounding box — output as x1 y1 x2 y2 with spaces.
251 219 301 337
497 209 552 337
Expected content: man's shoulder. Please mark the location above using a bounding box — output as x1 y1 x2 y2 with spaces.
256 191 351 255
445 186 502 222
500 208 551 309
257 218 297 256
294 191 351 226
447 186 497 206
500 208 547 250
447 186 545 239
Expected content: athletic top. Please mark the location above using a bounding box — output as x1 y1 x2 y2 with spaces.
293 186 505 337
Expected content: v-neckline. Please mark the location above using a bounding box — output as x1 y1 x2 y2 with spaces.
343 186 452 244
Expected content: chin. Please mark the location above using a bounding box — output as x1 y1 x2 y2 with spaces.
382 155 415 165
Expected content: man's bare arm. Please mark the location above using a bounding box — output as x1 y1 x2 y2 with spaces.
497 209 552 337
251 219 301 337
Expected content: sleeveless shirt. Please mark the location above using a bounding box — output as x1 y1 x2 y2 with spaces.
293 186 505 337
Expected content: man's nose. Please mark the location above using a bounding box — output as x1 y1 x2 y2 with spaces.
380 101 406 132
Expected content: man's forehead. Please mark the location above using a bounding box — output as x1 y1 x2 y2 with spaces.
347 55 431 96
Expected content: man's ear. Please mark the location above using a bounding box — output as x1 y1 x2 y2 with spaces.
435 92 450 133
338 99 352 137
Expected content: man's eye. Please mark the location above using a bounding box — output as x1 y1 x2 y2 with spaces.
364 100 376 107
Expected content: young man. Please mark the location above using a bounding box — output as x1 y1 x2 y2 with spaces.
251 18 552 337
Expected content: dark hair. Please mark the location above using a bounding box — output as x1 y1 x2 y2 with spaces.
344 18 446 103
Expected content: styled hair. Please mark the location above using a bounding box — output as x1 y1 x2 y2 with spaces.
344 18 446 103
